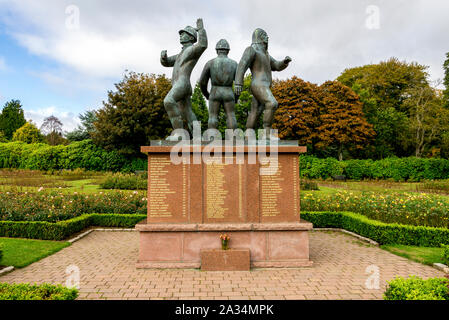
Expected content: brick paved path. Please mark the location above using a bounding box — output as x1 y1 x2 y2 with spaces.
0 230 444 300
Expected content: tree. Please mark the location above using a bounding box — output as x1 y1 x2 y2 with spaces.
444 52 449 108
65 110 98 141
0 130 7 143
316 81 375 161
92 71 172 156
12 122 45 144
40 115 65 146
272 76 321 148
191 82 208 133
403 83 449 157
0 100 26 140
337 58 430 157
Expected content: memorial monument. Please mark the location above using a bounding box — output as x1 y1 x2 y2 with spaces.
136 20 313 270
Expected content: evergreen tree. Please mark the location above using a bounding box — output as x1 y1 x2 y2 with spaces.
0 100 26 140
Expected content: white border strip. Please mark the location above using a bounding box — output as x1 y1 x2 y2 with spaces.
433 263 449 274
67 228 136 243
313 228 379 246
0 266 14 276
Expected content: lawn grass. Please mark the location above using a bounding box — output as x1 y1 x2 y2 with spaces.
0 238 70 268
381 244 445 266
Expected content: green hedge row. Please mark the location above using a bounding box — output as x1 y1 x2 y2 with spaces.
1 210 448 247
302 211 449 247
0 283 78 300
384 276 449 300
0 214 146 240
0 140 147 172
300 155 449 181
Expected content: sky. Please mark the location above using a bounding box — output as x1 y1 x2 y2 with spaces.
0 0 448 132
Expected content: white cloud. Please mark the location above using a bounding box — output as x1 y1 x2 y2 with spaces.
0 0 448 89
24 106 80 132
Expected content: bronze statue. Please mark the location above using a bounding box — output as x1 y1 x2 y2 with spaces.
235 28 291 137
161 18 208 140
199 39 238 130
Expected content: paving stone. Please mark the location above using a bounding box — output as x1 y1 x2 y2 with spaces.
0 230 444 300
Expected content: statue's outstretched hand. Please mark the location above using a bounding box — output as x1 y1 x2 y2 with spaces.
284 56 292 64
234 84 243 97
161 50 167 59
196 18 204 30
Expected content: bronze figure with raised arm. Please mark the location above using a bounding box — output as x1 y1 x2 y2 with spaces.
199 39 238 131
234 28 291 138
161 18 208 140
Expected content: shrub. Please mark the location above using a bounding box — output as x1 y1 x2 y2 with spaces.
301 190 449 228
301 211 449 246
0 190 147 222
0 140 147 172
0 214 146 240
384 276 449 300
99 173 147 190
299 155 449 181
0 283 78 300
442 244 449 266
300 180 319 191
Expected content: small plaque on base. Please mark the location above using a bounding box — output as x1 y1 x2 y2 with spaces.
201 249 250 271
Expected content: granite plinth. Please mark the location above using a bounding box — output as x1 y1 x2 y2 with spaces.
201 249 250 271
136 222 313 268
137 141 312 269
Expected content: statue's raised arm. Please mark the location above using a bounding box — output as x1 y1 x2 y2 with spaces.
190 18 208 58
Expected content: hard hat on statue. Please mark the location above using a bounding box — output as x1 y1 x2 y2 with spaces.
215 39 230 51
179 26 198 42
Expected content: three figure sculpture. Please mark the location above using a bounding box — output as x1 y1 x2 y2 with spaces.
160 19 291 140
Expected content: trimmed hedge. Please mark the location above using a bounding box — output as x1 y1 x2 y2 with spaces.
300 155 449 181
0 140 147 172
0 210 447 247
0 214 146 240
302 211 449 247
0 283 78 300
384 276 449 300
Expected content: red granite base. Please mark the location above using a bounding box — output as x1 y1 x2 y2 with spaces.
135 222 313 269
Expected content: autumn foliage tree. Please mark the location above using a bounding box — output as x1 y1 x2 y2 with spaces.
272 77 374 160
317 81 375 161
272 76 321 147
92 72 172 156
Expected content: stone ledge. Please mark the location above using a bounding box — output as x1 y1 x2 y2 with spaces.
0 266 14 276
136 261 201 269
135 222 313 232
252 260 313 268
433 263 449 274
